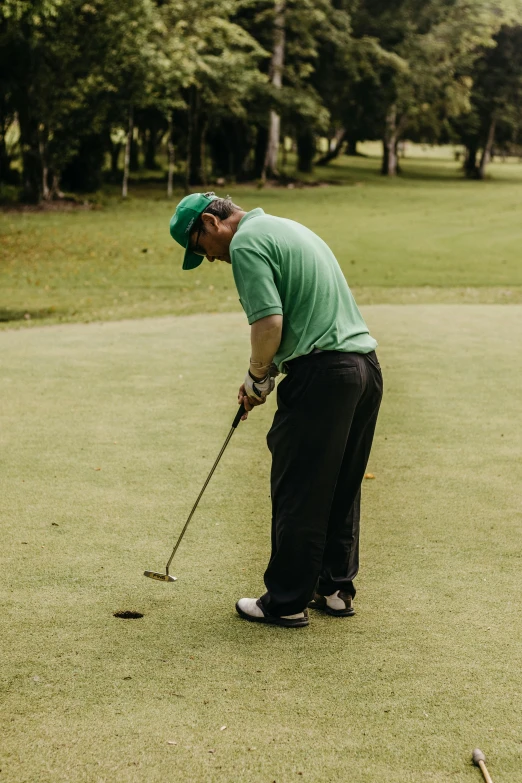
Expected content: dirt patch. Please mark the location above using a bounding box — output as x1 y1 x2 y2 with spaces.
255 177 346 189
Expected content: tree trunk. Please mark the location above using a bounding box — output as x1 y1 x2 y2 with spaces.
199 118 208 187
185 91 193 193
395 140 402 174
464 141 479 178
281 138 287 169
297 127 315 173
110 142 121 178
62 135 105 192
316 129 346 165
263 111 281 179
187 90 206 186
38 125 51 200
381 138 398 175
145 128 162 170
0 133 9 183
22 151 40 202
49 173 63 199
39 137 50 200
381 140 389 175
382 104 399 176
477 116 496 180
18 102 41 202
130 131 139 171
185 88 209 189
188 119 204 185
262 0 286 180
346 136 359 156
122 106 133 198
253 126 268 179
0 110 17 185
167 114 175 198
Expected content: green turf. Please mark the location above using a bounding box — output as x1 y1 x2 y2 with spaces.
1 306 521 782
1 155 522 329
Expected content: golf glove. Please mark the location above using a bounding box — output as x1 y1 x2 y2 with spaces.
243 370 275 402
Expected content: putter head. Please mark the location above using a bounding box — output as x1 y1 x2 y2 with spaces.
144 570 177 582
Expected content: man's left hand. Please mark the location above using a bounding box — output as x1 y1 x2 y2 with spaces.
244 370 275 401
238 370 275 416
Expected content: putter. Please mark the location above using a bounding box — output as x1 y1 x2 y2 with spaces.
144 402 246 583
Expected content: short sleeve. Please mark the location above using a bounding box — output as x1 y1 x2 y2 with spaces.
232 246 283 325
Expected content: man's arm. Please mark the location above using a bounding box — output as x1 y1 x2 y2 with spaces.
239 314 283 414
249 314 283 379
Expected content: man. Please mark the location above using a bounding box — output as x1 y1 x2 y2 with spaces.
169 192 383 629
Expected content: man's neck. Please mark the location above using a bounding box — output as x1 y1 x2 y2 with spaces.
225 211 246 237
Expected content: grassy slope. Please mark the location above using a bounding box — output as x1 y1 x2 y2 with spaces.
1 307 521 783
1 155 522 328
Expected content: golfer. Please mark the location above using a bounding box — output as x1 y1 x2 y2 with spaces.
170 192 383 628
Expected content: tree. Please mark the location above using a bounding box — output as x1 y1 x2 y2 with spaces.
314 30 403 165
0 0 162 200
157 0 266 188
262 0 285 179
319 0 510 176
252 0 355 177
284 0 350 173
454 24 522 178
2 0 521 194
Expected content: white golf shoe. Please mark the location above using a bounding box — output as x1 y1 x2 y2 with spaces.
236 597 309 628
308 590 355 617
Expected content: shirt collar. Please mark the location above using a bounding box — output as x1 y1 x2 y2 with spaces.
237 208 265 230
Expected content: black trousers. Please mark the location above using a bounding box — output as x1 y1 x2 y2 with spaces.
260 350 383 617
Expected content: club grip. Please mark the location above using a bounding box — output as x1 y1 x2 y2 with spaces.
232 402 247 428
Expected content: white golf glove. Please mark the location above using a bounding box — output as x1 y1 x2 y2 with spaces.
243 370 276 403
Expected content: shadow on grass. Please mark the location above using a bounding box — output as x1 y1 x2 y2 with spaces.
380 158 522 184
0 307 60 323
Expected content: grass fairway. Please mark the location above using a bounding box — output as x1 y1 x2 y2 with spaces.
1 305 521 782
1 155 522 329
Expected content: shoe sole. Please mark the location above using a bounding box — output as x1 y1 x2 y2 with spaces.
308 600 355 617
235 602 309 628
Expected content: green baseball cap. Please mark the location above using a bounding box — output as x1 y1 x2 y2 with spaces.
169 193 218 270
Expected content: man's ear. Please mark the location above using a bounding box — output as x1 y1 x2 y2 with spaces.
201 212 219 232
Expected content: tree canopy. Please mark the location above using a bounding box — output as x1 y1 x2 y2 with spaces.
1 0 522 200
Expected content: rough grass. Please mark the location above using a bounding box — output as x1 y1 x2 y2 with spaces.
1 307 521 782
1 155 522 328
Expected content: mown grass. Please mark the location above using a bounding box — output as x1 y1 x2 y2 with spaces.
1 154 522 328
1 307 521 782
1 152 521 781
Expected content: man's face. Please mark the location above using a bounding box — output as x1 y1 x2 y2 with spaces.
189 213 232 264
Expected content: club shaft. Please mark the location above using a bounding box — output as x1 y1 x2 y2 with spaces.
478 760 494 783
165 425 236 574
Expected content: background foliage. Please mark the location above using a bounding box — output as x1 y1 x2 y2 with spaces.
2 0 522 201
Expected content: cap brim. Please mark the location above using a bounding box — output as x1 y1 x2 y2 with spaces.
182 247 204 271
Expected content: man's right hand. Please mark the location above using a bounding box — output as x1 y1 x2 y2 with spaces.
237 382 264 419
237 383 272 421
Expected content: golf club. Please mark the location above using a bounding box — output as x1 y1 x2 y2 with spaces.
144 402 247 582
472 749 494 783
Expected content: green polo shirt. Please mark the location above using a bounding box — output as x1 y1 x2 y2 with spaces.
230 208 377 372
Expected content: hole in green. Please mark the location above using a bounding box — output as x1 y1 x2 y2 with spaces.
113 611 144 620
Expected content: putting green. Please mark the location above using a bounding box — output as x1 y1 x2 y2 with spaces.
1 306 521 782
